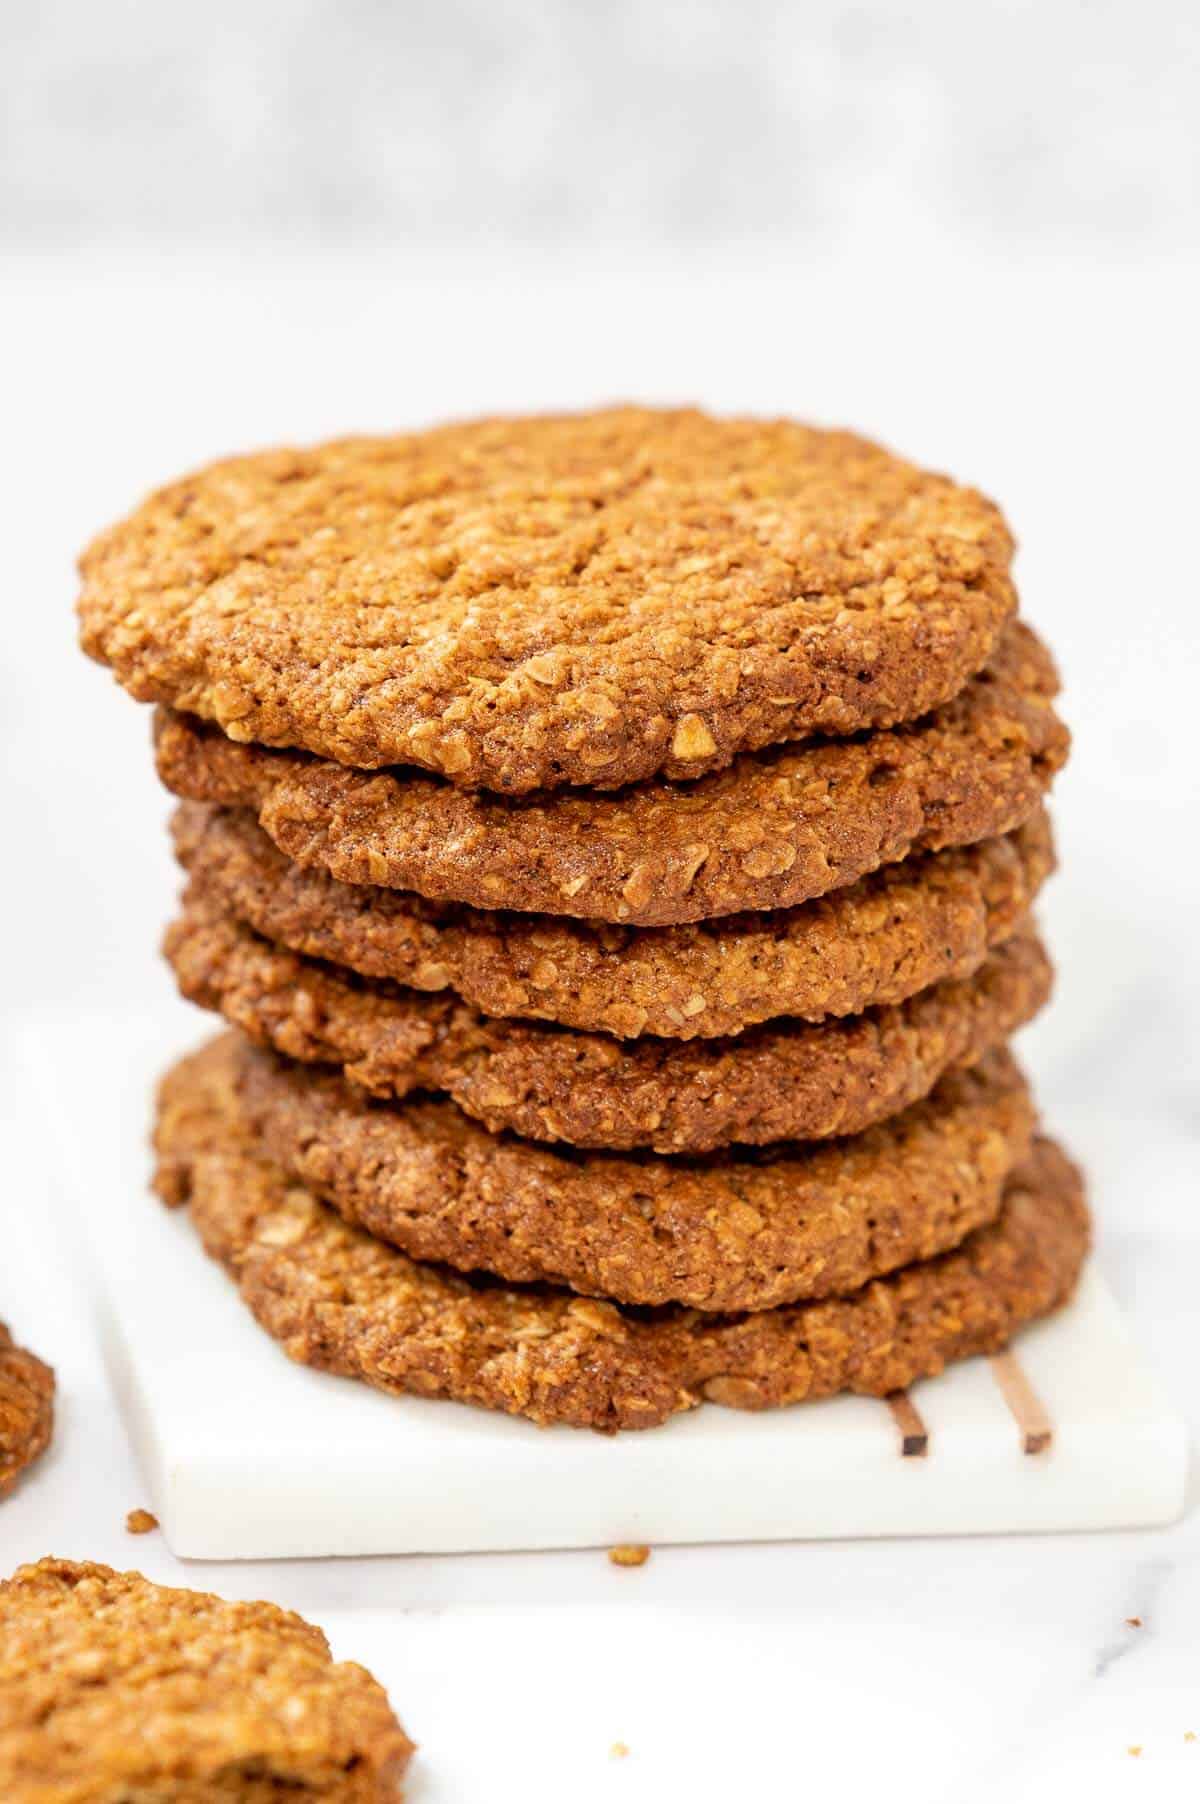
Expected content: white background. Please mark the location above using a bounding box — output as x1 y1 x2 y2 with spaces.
3 4 1199 1798
4 0 1198 252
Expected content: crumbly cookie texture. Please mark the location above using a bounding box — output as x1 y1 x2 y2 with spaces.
173 802 1055 1039
154 622 1067 926
78 408 1016 794
0 1324 54 1500
228 1034 1035 1311
0 1558 414 1802
155 1039 1089 1432
166 892 1052 1152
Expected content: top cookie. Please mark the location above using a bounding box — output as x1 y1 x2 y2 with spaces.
78 408 1016 793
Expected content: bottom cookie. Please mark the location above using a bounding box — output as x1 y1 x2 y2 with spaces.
0 1322 54 1498
0 1558 414 1800
155 1038 1090 1433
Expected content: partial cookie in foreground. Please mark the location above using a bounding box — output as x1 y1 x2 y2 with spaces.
190 1034 1037 1311
173 801 1056 1039
154 1038 1089 1432
78 408 1016 793
154 622 1067 926
0 1558 413 1801
0 1322 54 1499
166 892 1053 1151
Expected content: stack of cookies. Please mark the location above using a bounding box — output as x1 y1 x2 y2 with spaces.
78 407 1089 1432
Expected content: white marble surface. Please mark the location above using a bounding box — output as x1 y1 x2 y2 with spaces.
2 247 1199 1796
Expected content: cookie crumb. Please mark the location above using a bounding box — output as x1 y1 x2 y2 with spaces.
1128 1746 1142 1758
125 1508 159 1535
1126 1615 1142 1628
610 1741 630 1759
609 1544 650 1568
1186 1731 1196 1743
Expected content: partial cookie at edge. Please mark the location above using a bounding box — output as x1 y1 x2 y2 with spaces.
173 801 1056 1039
0 1558 413 1800
0 1323 54 1499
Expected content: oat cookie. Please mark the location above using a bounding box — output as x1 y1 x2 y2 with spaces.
230 1035 1035 1310
174 801 1055 1039
0 1557 413 1801
154 622 1066 926
155 1039 1089 1431
79 408 1016 793
166 894 1052 1151
0 1324 54 1500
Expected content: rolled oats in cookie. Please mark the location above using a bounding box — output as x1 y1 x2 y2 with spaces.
155 1038 1089 1432
79 408 1017 793
154 622 1067 926
0 1323 54 1500
165 892 1053 1151
173 801 1055 1039
0 1557 414 1801
230 1034 1037 1311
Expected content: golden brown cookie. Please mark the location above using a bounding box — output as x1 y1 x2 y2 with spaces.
173 801 1055 1039
228 1035 1035 1311
78 408 1016 793
154 622 1066 926
0 1557 414 1801
166 892 1052 1151
0 1324 54 1500
155 1039 1089 1432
